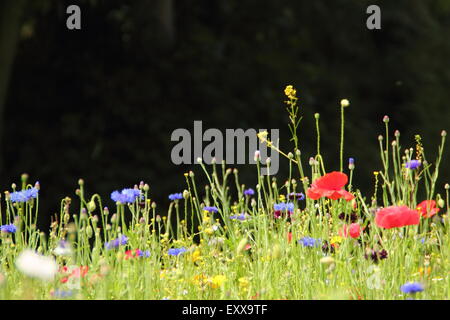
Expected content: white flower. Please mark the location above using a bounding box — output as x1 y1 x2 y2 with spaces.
15 249 58 281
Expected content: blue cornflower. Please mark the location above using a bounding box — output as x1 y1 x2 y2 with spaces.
168 193 183 201
405 160 421 170
401 282 424 294
9 187 39 203
105 235 129 250
274 202 295 218
298 237 321 248
137 250 151 258
0 224 16 233
243 188 255 196
273 202 295 212
168 247 187 256
203 206 219 213
111 188 141 204
288 192 305 201
230 213 246 221
349 158 355 165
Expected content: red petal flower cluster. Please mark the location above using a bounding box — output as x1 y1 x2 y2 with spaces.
375 205 419 229
306 171 354 201
339 223 362 238
416 200 439 218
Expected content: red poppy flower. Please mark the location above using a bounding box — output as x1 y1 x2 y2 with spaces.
339 223 362 238
375 205 419 229
416 200 439 218
306 171 354 201
287 232 293 243
125 249 139 260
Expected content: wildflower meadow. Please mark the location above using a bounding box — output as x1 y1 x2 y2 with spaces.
0 86 448 300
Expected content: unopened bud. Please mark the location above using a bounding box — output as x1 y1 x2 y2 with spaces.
87 200 96 213
86 226 93 238
340 99 350 108
254 150 261 162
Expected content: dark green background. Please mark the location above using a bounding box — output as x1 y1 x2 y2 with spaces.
1 0 449 229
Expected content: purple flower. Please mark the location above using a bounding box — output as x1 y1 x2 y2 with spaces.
274 202 294 212
168 193 183 201
111 188 141 204
105 235 129 250
243 188 255 196
273 202 295 218
137 249 151 258
230 213 246 221
0 224 16 233
288 193 305 201
298 237 321 248
9 187 39 203
168 247 187 256
401 282 424 294
203 206 218 213
405 160 421 170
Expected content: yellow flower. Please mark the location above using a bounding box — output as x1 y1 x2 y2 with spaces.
279 194 286 202
284 85 297 99
191 249 202 263
330 236 343 247
210 275 227 288
257 131 268 142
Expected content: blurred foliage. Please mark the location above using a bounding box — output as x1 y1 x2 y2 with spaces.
2 0 450 228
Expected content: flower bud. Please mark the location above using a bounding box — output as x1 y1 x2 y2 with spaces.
254 150 261 162
87 200 96 213
86 226 93 238
340 99 350 108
